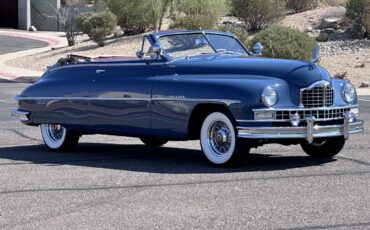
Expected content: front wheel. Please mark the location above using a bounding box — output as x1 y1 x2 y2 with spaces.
301 137 346 158
200 112 250 165
40 124 80 151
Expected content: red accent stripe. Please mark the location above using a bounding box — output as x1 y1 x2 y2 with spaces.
0 31 60 46
0 70 17 78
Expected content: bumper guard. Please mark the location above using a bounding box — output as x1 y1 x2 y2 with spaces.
238 113 364 143
11 109 30 121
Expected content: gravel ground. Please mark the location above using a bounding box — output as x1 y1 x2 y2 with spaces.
279 5 370 87
279 6 347 32
319 40 370 87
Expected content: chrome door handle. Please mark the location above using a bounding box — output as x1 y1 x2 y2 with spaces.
96 69 106 74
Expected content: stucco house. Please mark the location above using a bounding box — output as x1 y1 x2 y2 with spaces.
0 0 62 31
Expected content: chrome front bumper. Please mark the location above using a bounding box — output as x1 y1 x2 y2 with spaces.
237 114 364 144
11 109 30 121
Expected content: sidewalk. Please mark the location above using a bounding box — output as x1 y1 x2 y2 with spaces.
0 29 67 82
357 88 370 96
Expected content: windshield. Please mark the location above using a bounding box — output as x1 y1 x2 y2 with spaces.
158 33 248 59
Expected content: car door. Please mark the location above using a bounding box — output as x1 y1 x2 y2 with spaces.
88 59 164 136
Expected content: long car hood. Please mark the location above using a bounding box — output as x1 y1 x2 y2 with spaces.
172 55 331 87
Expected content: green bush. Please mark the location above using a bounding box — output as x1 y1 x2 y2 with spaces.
170 15 216 30
108 0 157 35
173 0 228 22
346 0 370 38
76 12 94 34
82 11 117 46
286 0 319 13
250 26 317 60
217 25 248 46
231 0 285 31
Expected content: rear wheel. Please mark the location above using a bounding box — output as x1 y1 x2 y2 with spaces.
200 112 250 165
40 124 80 151
301 137 345 158
140 137 168 147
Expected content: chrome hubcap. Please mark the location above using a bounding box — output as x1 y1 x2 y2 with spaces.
207 121 232 155
46 124 65 142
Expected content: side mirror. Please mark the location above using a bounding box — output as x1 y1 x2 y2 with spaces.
252 42 264 56
151 43 162 56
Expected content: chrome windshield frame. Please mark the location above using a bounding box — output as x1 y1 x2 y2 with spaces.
155 31 251 60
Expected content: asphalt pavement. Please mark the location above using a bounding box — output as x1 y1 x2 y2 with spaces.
0 83 369 229
0 35 48 55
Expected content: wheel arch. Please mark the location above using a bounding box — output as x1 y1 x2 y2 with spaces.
187 103 236 140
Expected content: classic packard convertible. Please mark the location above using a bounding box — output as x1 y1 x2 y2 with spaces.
12 30 364 165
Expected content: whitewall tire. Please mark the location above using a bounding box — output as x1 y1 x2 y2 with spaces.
200 112 249 165
40 124 80 151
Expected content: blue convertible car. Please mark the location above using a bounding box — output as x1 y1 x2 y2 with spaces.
12 30 364 165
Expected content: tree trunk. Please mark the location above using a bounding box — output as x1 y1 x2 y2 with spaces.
67 39 75 46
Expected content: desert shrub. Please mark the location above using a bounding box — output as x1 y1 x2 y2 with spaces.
57 0 86 46
76 12 94 33
82 11 117 46
250 26 317 60
346 0 370 38
108 0 157 35
286 0 319 13
217 25 248 46
231 0 286 31
173 0 228 21
170 15 216 30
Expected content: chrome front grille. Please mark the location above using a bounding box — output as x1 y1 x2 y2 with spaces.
275 107 350 121
301 85 334 108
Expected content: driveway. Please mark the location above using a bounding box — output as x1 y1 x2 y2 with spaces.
0 35 49 55
0 83 369 229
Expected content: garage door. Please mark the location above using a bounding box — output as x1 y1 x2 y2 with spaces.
0 0 18 28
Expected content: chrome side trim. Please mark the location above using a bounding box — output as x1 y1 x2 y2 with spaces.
152 98 240 105
15 97 240 104
237 120 364 140
15 97 150 101
11 109 29 121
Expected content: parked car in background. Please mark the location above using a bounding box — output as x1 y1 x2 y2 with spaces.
12 30 364 165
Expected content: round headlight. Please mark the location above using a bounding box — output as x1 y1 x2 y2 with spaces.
262 86 278 107
342 83 356 103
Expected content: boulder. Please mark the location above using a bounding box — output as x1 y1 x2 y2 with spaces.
321 17 341 29
322 28 336 34
305 26 314 33
360 81 369 88
316 32 329 42
28 25 37 32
